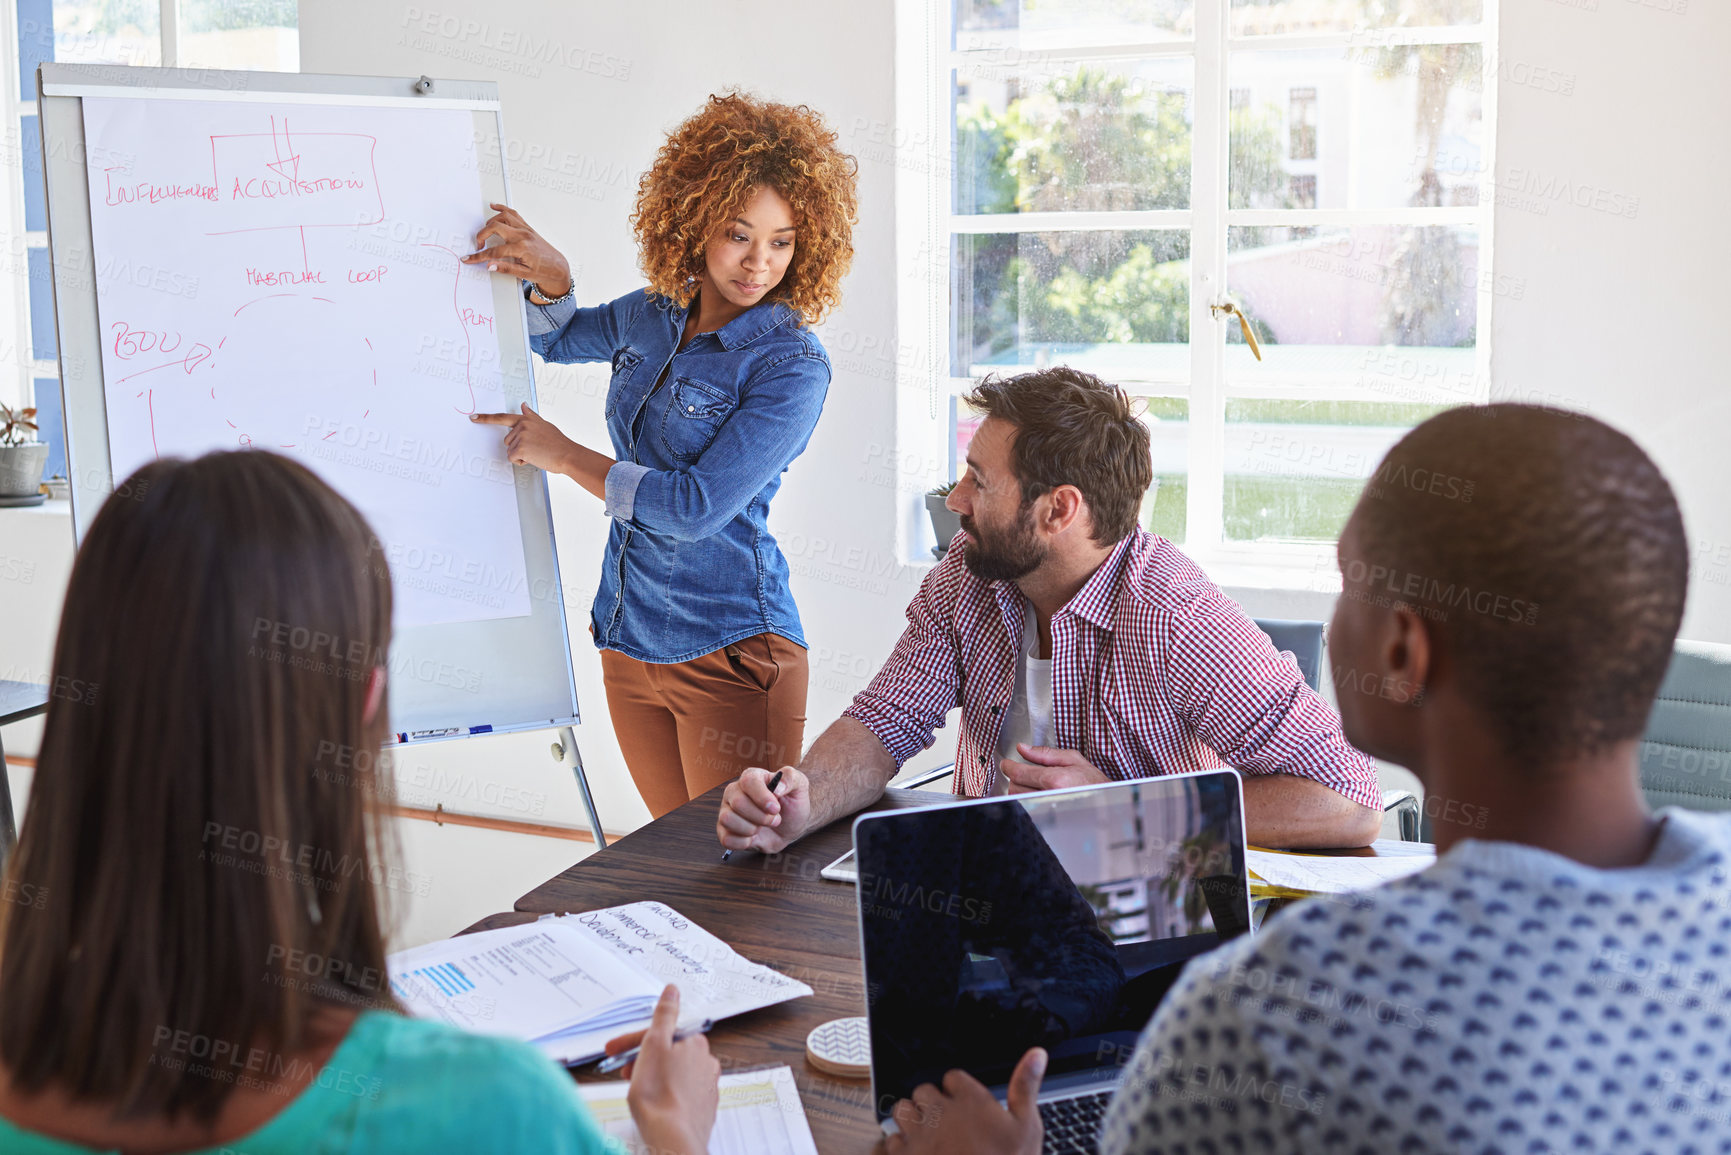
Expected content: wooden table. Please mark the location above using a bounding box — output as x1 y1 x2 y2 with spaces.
462 782 936 1153
461 784 1433 1153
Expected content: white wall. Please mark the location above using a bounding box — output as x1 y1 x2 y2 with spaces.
296 1 941 880
1492 0 1730 642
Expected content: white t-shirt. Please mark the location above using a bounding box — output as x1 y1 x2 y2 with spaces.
991 611 1054 795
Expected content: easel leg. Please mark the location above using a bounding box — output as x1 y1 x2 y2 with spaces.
0 730 14 867
555 725 607 850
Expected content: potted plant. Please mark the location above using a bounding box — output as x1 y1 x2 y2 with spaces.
0 404 48 503
926 480 962 556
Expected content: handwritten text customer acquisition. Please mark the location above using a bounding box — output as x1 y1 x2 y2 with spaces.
103 170 368 207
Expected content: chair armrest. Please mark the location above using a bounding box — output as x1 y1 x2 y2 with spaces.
895 762 955 790
1382 790 1423 842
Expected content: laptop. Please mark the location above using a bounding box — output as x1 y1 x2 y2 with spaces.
853 769 1251 1155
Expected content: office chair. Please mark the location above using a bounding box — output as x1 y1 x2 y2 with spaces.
1637 639 1731 812
1253 618 1324 693
1413 639 1731 839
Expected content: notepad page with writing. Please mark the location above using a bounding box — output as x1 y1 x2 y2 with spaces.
580 1066 819 1155
532 902 816 1063
548 902 815 1020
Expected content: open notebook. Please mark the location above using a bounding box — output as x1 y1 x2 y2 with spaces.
387 901 813 1065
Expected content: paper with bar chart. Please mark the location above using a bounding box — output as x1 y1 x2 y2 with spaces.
387 904 814 1067
388 920 662 1046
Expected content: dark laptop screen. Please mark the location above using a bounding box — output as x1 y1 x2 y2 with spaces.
855 772 1248 1120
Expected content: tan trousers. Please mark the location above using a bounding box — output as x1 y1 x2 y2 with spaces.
600 633 809 819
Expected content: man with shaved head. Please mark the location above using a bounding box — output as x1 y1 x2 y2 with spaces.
884 404 1726 1154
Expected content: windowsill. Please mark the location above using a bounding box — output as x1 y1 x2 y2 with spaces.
0 494 70 518
1204 557 1340 594
913 545 1343 595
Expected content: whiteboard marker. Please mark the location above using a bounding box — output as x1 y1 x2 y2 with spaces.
468 724 493 735
405 727 462 741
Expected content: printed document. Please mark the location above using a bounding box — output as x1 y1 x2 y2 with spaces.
388 902 813 1065
580 1066 819 1155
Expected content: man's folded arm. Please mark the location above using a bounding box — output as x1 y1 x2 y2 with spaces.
1240 773 1382 849
1166 599 1383 847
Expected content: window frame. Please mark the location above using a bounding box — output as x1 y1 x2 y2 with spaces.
7 1 296 415
3 0 36 412
900 0 1500 587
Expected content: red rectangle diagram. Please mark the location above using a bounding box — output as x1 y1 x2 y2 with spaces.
207 116 384 234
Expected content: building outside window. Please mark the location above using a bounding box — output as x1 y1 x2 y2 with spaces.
1287 84 1317 161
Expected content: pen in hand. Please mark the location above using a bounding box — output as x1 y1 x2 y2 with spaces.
720 769 784 862
591 1018 714 1075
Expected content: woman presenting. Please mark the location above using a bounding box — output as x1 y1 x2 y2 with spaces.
468 93 858 818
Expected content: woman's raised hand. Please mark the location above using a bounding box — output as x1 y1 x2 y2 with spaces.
619 986 721 1155
464 203 573 299
469 403 577 474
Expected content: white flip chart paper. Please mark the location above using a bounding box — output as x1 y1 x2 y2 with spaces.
81 96 530 628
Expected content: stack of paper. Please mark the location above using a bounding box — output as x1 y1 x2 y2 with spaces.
580 1066 819 1155
1246 840 1436 897
388 901 813 1065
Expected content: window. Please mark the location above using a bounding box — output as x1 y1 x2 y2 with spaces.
1287 85 1317 161
178 0 299 72
3 1 298 465
909 0 1493 579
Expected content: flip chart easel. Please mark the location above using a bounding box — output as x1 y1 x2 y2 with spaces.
37 64 606 846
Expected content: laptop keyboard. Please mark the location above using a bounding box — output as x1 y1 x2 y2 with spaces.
1039 1089 1111 1154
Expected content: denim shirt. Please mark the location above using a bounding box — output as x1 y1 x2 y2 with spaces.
526 288 830 663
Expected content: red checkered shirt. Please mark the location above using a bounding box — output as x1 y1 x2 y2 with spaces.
843 528 1382 808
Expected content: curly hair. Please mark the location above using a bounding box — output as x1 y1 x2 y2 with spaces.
632 92 858 326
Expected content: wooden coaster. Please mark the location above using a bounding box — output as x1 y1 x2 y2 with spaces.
805 1016 871 1078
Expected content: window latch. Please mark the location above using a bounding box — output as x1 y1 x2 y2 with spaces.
1210 300 1263 362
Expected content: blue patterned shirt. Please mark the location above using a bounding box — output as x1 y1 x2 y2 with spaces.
1102 807 1731 1153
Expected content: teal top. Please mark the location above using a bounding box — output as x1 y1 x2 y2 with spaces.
0 1011 616 1154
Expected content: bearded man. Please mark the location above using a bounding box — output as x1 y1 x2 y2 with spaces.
717 367 1383 854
